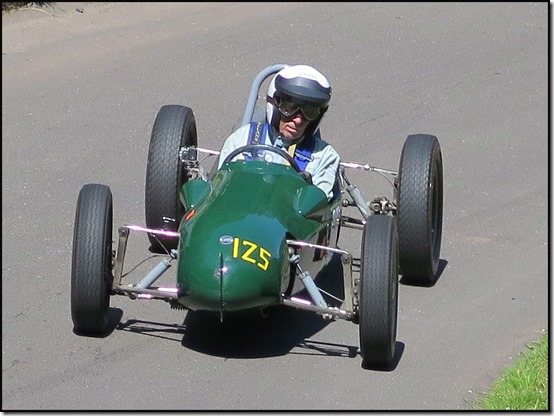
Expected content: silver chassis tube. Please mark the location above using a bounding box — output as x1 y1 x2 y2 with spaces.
241 63 289 126
339 161 398 177
340 216 365 230
338 162 398 219
281 298 354 320
112 285 178 301
284 240 356 321
339 167 371 218
112 225 180 301
111 228 360 320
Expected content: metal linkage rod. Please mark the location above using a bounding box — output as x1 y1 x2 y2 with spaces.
340 161 398 176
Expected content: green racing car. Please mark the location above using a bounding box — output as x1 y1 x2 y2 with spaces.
70 64 444 369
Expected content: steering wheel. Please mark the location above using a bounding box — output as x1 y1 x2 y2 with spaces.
221 144 302 173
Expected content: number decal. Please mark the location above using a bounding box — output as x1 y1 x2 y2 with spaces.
241 240 257 264
232 237 240 258
258 247 271 271
232 237 272 271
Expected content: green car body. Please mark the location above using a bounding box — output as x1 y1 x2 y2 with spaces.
177 159 338 313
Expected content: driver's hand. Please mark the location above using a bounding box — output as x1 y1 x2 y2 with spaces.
299 171 313 184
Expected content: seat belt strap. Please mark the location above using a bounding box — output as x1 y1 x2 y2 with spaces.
293 140 315 171
245 122 265 160
247 122 264 145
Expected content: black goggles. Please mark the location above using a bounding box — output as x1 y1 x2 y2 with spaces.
276 99 322 121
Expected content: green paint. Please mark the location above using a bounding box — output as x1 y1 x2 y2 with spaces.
177 160 335 312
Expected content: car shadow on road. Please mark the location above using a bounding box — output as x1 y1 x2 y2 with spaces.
72 307 124 338
362 342 405 372
113 254 408 367
180 253 359 359
180 306 355 360
399 258 448 287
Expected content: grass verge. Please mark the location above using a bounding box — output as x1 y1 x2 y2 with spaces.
476 331 549 410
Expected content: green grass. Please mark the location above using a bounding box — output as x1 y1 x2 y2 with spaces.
476 331 549 410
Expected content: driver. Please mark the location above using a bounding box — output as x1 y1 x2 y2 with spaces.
217 64 340 200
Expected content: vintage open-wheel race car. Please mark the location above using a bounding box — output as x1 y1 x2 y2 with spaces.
70 64 444 369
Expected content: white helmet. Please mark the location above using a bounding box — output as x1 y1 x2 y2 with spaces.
266 65 332 138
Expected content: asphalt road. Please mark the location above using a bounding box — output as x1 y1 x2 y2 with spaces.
2 2 548 411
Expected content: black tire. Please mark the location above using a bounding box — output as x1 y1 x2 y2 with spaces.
397 134 443 285
71 184 113 335
145 105 198 253
358 214 399 369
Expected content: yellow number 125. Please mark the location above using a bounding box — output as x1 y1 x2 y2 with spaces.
232 237 271 271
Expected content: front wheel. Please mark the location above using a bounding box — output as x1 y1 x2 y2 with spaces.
71 184 113 335
358 214 399 369
396 134 443 285
145 105 198 253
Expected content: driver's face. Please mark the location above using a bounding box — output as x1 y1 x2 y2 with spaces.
278 112 309 141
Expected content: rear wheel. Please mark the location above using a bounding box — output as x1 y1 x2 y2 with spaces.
71 184 113 335
145 105 198 253
358 214 398 369
397 134 443 285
